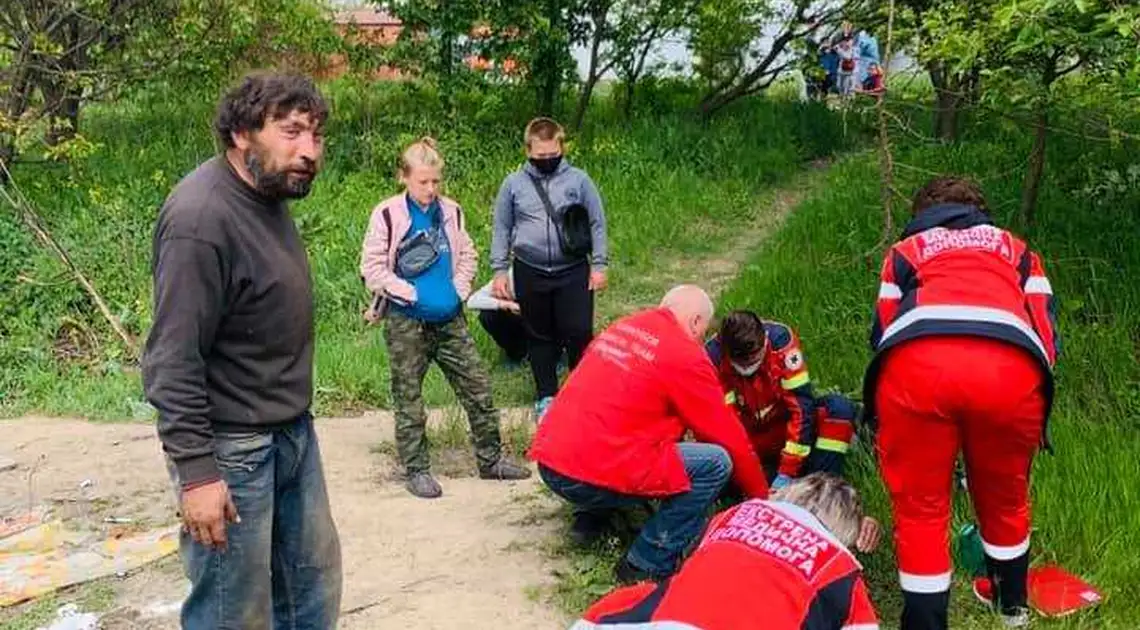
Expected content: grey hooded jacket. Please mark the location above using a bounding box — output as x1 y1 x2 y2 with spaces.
490 158 608 274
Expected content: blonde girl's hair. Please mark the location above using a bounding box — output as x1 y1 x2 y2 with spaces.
399 136 444 176
770 472 863 548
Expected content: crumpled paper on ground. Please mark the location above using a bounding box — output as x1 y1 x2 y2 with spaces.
0 516 179 607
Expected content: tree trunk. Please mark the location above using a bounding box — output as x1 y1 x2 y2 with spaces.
572 12 606 131
929 62 962 142
439 0 455 112
622 78 636 118
621 36 654 119
534 0 563 116
1019 107 1048 227
43 84 83 146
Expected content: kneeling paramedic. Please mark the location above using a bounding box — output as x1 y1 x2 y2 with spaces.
707 311 857 491
865 177 1059 629
572 473 882 630
528 285 769 584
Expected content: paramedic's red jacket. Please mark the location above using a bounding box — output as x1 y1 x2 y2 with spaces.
706 321 816 477
528 307 769 499
573 499 878 630
863 203 1060 426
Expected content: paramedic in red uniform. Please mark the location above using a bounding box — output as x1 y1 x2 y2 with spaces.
572 473 882 630
528 285 770 584
707 311 858 490
864 177 1059 629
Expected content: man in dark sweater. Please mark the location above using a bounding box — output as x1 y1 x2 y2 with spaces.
142 72 341 629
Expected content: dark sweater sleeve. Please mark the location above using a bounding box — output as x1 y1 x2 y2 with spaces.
142 236 227 487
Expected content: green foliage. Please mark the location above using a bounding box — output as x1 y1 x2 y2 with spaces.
0 0 342 165
0 79 855 419
720 97 1139 627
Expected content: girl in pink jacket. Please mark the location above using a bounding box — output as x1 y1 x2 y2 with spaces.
359 138 531 498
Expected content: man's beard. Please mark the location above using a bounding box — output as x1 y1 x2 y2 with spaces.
245 147 316 200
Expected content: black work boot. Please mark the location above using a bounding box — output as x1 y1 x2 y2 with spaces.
478 457 533 480
987 553 1031 627
901 591 950 630
569 510 612 547
405 471 443 499
614 557 669 585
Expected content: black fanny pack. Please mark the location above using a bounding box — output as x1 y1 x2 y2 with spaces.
528 176 592 259
395 229 441 278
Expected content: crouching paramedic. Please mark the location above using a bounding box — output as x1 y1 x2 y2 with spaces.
572 473 882 630
528 285 769 584
865 177 1059 629
707 311 857 491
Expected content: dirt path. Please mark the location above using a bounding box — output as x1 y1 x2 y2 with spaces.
601 159 831 320
0 412 565 629
0 165 829 628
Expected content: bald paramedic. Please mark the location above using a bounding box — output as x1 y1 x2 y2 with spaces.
528 285 769 584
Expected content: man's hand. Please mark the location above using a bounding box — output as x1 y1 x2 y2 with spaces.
491 273 512 299
502 300 521 315
855 516 882 553
589 269 607 292
181 480 239 551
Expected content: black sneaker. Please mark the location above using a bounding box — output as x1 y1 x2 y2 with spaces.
406 472 443 499
614 557 668 585
569 510 611 547
478 458 533 481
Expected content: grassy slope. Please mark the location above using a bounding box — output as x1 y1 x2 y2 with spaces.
540 99 1138 627
0 80 854 419
716 129 1140 626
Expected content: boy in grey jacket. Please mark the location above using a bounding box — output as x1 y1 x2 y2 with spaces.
490 117 608 418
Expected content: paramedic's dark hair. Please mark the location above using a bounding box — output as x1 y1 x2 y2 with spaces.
719 310 767 361
911 176 989 216
214 72 328 150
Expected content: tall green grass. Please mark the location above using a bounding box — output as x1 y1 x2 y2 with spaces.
713 118 1140 626
0 79 857 418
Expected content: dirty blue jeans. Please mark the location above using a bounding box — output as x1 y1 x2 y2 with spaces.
167 412 343 629
540 442 733 576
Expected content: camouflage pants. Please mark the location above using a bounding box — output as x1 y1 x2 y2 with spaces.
384 311 503 474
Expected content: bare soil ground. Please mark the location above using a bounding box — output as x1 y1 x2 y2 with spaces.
0 411 565 629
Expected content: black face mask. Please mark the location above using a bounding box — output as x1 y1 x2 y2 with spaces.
529 155 563 176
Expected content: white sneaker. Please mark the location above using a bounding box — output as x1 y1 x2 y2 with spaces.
1002 607 1030 627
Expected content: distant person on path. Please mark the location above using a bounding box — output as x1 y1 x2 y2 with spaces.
490 117 609 420
360 138 531 499
528 285 770 584
572 473 882 629
865 177 1060 629
706 310 858 490
465 266 529 367
142 72 342 628
858 62 885 100
836 35 857 96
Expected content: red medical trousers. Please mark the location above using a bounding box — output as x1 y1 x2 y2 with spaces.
875 336 1046 625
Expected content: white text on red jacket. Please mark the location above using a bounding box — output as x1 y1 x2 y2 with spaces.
916 225 1015 264
594 323 659 371
704 503 842 580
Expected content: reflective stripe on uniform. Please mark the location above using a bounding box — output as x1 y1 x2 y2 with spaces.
1024 276 1052 295
781 371 810 390
879 305 1047 359
783 441 811 457
878 282 903 299
815 437 850 453
898 570 952 593
981 535 1030 560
